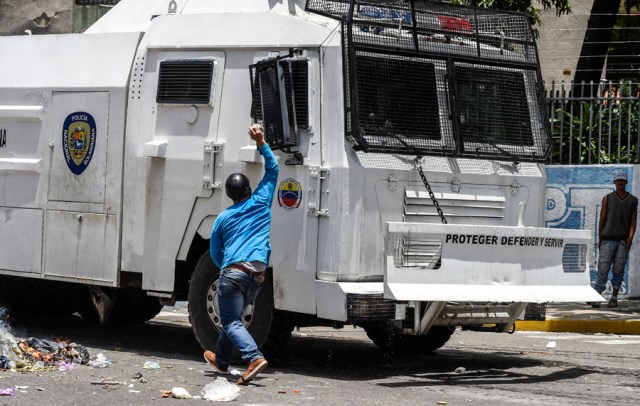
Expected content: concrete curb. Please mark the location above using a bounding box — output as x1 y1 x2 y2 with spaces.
515 320 640 335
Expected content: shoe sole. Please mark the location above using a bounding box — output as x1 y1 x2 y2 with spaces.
237 360 268 385
203 353 228 374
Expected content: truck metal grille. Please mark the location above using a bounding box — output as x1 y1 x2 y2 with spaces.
347 293 395 320
156 60 214 105
393 237 442 269
562 243 587 273
404 186 505 225
306 0 549 162
250 59 309 148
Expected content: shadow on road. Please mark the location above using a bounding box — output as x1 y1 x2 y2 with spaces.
4 313 593 388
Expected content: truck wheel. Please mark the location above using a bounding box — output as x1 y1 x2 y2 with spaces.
365 325 455 354
188 251 294 361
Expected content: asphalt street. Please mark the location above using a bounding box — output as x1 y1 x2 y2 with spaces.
1 307 639 405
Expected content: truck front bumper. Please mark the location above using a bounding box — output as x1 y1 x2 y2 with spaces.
385 222 603 303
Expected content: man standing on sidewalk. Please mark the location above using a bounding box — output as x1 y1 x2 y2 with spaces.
204 124 279 385
595 170 638 308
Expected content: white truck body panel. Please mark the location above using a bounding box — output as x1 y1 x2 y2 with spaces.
0 32 140 284
0 0 602 330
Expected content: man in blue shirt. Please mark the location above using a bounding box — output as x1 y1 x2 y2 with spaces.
204 124 279 385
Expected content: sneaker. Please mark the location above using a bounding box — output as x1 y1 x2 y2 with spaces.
607 298 619 308
236 357 268 385
203 350 228 374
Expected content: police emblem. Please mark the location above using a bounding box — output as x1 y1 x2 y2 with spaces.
277 178 302 211
62 112 96 175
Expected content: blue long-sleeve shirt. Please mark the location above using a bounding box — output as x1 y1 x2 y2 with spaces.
210 143 279 270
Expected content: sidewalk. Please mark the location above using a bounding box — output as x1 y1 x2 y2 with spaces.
515 300 640 335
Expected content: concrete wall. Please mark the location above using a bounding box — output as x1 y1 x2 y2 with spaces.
537 1 595 89
546 165 639 299
0 0 73 35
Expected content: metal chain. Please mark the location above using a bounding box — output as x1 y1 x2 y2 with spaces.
415 157 447 224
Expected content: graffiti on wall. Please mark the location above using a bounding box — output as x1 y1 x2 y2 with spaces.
546 166 633 297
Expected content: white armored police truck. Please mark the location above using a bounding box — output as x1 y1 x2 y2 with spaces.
0 0 601 355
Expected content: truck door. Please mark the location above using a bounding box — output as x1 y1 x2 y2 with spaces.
43 92 118 285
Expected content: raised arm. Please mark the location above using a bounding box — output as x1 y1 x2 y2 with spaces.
249 124 279 204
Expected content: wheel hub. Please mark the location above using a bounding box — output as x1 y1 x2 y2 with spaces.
206 279 254 331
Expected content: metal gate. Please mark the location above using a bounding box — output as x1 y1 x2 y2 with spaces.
546 80 640 165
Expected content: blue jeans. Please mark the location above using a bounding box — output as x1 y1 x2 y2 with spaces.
215 268 264 368
595 240 629 293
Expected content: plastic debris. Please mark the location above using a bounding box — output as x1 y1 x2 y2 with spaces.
546 341 557 349
14 386 28 390
58 361 74 371
0 387 15 396
129 390 141 394
202 377 241 402
87 353 112 368
454 367 466 374
161 390 172 398
171 387 192 399
437 402 448 405
1 309 90 372
143 360 161 370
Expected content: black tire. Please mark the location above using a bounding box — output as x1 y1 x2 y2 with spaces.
365 324 455 354
187 251 294 361
75 287 163 325
97 287 164 324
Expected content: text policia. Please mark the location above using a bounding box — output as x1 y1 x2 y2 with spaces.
445 234 564 248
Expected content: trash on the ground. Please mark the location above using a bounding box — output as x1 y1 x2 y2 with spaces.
228 366 241 376
202 377 241 402
139 377 148 384
1 308 91 372
58 361 73 371
14 385 27 390
0 355 8 369
91 379 127 386
128 383 134 388
143 360 161 370
129 389 140 394
546 341 557 349
131 372 143 380
454 367 466 374
171 387 192 399
278 390 286 394
293 389 301 394
0 387 15 396
87 353 112 368
37 387 44 391
161 389 173 398
437 402 448 405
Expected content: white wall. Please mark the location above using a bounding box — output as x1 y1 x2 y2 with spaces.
546 165 639 298
0 0 73 35
537 1 595 89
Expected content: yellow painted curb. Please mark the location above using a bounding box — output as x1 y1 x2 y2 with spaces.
516 320 640 335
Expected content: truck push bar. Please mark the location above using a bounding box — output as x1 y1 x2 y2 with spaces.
384 222 603 303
